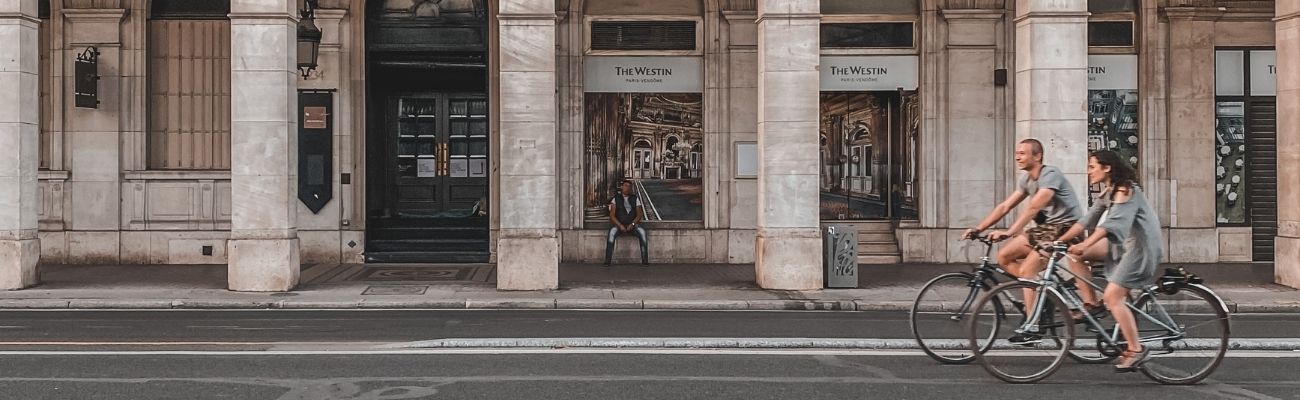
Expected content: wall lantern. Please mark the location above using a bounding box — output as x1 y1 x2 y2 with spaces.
74 46 101 109
297 0 322 79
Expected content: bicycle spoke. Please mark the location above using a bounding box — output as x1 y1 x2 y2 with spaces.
912 273 985 364
1137 286 1230 385
971 281 1071 383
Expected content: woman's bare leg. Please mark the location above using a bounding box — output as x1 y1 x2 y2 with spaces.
1104 282 1142 354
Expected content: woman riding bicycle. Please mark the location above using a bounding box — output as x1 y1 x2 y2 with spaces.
1054 150 1163 372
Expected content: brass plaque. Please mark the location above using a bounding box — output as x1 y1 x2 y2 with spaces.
304 106 327 129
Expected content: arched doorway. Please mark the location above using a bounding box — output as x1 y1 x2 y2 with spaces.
364 0 490 263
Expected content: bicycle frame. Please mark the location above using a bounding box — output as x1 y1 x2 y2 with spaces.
953 238 1023 319
1015 246 1193 352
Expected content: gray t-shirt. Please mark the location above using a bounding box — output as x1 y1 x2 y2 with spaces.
1017 165 1084 224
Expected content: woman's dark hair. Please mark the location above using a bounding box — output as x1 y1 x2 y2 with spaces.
1089 150 1138 190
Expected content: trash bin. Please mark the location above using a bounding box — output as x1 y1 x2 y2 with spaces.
823 224 858 288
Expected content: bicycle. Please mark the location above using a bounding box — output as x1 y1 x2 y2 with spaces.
910 235 1112 365
968 241 1230 384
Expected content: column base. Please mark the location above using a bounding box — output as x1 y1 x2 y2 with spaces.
755 228 823 290
1277 236 1300 289
228 238 300 292
0 239 40 290
497 229 558 291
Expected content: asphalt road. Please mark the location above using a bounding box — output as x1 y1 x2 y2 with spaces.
2 352 1298 399
2 310 1299 346
1 310 1298 399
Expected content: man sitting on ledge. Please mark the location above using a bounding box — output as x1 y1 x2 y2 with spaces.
604 180 649 267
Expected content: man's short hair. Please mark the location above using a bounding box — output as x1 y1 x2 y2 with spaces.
620 179 633 186
1019 138 1044 156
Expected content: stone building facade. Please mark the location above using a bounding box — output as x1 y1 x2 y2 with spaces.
1 0 1296 291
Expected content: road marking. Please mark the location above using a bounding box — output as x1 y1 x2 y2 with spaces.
0 348 1298 357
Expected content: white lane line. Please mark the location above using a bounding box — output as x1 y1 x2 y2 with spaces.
635 180 662 220
0 349 1298 357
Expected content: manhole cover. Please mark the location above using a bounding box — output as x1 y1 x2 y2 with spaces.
362 285 430 296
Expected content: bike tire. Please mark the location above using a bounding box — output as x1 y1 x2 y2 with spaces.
1136 284 1230 385
970 281 1073 384
910 272 989 364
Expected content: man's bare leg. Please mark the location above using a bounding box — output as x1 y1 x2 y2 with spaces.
996 235 1037 316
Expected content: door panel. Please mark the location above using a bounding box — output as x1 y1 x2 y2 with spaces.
384 93 488 216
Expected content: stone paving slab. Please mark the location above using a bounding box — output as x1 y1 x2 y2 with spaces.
1 263 1297 313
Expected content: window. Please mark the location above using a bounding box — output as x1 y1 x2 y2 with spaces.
1088 21 1134 47
1088 0 1136 13
590 21 697 51
821 0 918 15
147 7 232 170
150 0 231 19
821 23 914 49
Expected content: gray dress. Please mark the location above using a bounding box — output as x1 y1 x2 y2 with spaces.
1082 185 1163 289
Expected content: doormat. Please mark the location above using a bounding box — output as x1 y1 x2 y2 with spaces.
301 264 494 284
362 285 430 295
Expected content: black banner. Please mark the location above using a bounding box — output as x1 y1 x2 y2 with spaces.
298 91 333 214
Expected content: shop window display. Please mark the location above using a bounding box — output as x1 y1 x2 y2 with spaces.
584 93 704 222
1215 101 1247 224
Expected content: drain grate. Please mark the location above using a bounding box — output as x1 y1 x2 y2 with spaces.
361 285 430 296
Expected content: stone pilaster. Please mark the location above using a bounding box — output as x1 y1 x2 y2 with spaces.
0 0 41 289
496 0 558 290
1014 0 1088 198
1276 2 1300 288
1163 6 1223 263
937 9 1007 263
754 0 822 290
62 8 127 263
227 0 300 292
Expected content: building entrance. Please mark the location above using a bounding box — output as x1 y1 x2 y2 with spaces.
363 0 489 263
818 91 920 220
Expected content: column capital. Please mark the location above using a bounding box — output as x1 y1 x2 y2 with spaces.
498 0 554 17
1161 6 1226 21
939 8 1006 21
1012 11 1089 24
0 0 37 18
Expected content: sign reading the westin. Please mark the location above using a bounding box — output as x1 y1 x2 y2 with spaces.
584 57 703 93
819 56 918 91
1250 50 1276 96
1088 54 1137 90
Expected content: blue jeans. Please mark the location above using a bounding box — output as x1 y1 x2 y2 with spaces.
604 225 648 265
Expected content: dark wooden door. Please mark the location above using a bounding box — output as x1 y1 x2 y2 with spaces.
384 93 488 216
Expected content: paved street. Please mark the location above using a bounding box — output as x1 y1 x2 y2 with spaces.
1 310 1298 399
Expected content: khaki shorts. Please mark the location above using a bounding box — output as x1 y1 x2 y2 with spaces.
1025 222 1079 247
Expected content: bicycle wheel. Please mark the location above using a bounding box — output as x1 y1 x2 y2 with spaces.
970 281 1073 384
911 272 987 364
1136 284 1230 385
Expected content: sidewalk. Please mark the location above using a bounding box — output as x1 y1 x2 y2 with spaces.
1 263 1296 313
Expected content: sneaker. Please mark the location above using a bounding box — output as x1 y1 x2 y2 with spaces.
640 262 649 268
602 263 611 268
1008 331 1043 346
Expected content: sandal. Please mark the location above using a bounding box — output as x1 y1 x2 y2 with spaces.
1114 346 1150 373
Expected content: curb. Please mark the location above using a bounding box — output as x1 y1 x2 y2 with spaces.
384 337 1300 351
0 299 1297 313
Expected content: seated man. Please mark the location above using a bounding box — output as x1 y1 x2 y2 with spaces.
603 180 649 267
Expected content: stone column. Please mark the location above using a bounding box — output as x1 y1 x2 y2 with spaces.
1014 0 1089 197
0 0 40 289
227 0 300 291
1276 1 1300 288
754 0 822 290
496 0 558 290
1163 7 1221 262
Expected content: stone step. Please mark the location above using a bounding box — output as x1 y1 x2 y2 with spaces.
857 242 899 254
364 251 491 263
857 254 902 264
857 233 896 243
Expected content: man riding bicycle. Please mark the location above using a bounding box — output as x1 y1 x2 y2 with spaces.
962 139 1101 344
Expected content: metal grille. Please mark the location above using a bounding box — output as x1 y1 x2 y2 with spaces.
1246 100 1277 261
820 23 915 49
590 21 696 51
1088 21 1134 47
